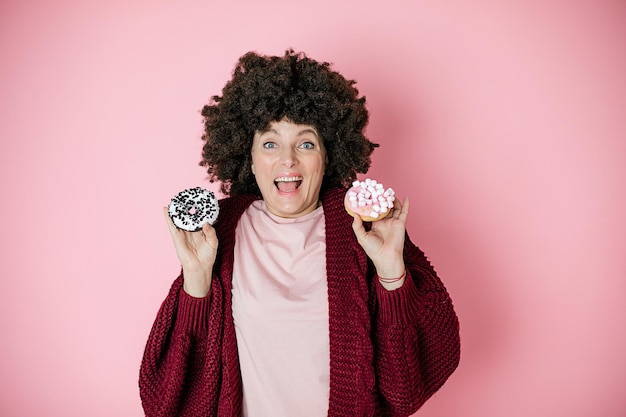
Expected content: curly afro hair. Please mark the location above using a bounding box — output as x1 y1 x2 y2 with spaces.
199 49 378 197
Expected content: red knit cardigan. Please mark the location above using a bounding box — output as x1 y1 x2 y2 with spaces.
139 188 460 417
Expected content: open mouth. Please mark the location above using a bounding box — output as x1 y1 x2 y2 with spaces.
274 176 303 193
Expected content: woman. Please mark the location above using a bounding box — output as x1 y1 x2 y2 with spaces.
140 50 460 417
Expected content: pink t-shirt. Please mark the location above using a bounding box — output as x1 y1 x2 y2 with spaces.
232 200 330 416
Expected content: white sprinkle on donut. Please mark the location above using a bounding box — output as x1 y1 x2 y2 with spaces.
344 178 395 221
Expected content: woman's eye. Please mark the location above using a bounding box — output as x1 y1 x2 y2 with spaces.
263 142 276 149
300 142 315 149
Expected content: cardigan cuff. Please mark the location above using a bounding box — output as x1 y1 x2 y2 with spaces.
173 284 212 338
375 270 422 325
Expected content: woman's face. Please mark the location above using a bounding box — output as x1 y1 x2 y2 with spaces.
251 119 326 218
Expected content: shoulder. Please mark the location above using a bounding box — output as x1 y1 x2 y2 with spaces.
321 187 348 210
218 193 259 213
321 187 357 241
214 194 260 235
321 187 354 223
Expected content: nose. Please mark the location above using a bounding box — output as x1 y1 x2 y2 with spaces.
280 147 297 167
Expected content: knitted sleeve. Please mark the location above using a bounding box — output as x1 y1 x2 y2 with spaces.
139 274 224 417
373 235 460 416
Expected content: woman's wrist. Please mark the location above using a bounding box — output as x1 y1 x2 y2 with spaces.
374 257 405 281
377 269 406 291
182 269 213 298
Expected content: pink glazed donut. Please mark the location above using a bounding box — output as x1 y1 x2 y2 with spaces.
344 178 395 222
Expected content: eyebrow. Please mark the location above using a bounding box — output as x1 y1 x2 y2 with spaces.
262 128 319 137
297 128 319 137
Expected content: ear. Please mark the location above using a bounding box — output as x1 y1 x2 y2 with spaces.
251 163 255 175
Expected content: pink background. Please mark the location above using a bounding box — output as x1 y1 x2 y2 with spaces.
1 1 625 416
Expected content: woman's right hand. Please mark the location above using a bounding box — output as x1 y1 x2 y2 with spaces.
163 207 218 298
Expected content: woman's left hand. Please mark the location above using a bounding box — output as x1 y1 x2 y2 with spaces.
351 196 409 281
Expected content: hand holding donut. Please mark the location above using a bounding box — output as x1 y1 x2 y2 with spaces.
163 208 218 297
349 182 409 290
164 187 221 298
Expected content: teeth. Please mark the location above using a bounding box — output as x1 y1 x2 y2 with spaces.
275 176 303 182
